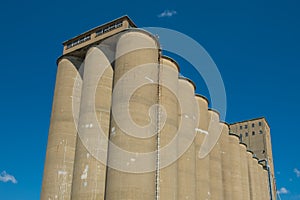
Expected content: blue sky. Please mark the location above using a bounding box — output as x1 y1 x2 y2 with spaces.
0 0 299 199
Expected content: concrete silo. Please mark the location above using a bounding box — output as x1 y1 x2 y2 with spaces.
253 157 262 199
105 30 160 200
228 132 243 199
41 57 82 200
239 142 250 200
258 163 267 200
219 122 232 200
158 56 179 199
71 47 113 199
246 150 256 200
41 16 277 200
177 78 197 200
194 94 210 200
263 168 271 200
208 109 223 200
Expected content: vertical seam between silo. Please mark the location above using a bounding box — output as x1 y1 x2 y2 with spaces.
155 52 161 200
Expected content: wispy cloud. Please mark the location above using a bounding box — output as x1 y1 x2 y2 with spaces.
277 187 289 194
0 171 17 184
158 10 177 18
294 168 300 177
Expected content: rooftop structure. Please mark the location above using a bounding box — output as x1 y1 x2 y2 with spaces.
62 15 136 55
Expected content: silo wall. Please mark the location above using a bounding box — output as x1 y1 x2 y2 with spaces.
41 57 82 200
253 157 262 199
194 95 210 200
105 30 159 200
208 109 223 200
158 56 179 200
71 47 113 199
263 168 271 200
177 78 197 200
239 143 250 200
228 133 243 199
247 150 256 200
258 163 267 200
219 123 232 200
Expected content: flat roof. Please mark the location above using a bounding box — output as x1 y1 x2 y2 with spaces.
229 116 270 129
62 15 137 45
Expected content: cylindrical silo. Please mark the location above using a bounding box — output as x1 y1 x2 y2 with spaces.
258 162 267 200
158 56 179 200
239 142 250 200
194 94 210 200
177 78 197 200
219 122 232 200
252 157 262 200
41 56 82 200
228 132 243 200
263 168 271 200
105 30 159 200
71 47 113 199
246 150 256 200
257 163 265 199
208 109 223 200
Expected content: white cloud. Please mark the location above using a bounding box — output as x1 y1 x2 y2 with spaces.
294 168 300 177
0 171 17 184
277 187 289 194
158 10 177 18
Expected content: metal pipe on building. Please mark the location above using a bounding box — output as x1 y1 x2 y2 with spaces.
41 57 82 200
263 168 271 200
259 159 274 200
